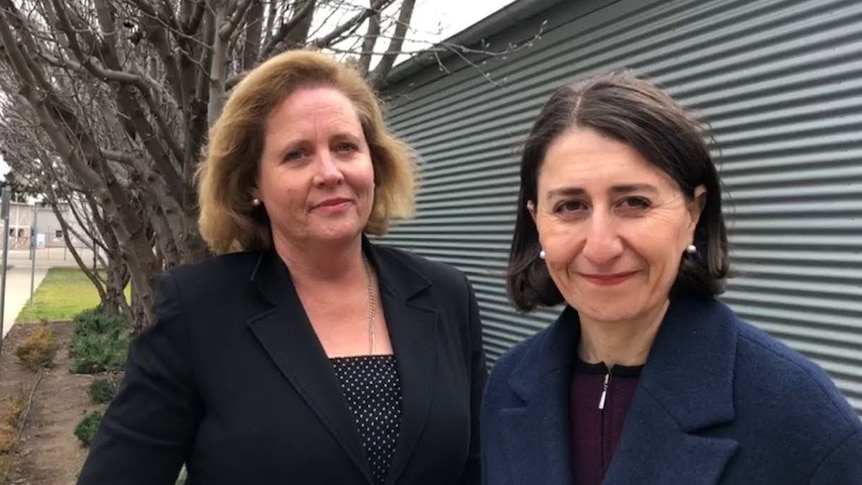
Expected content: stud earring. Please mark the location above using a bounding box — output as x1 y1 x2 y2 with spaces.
252 198 261 207
686 244 697 254
539 249 546 260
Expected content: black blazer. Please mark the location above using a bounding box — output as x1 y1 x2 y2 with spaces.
78 241 488 485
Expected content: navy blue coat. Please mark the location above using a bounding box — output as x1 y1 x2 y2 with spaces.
481 294 862 485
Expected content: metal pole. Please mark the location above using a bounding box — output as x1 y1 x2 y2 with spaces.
29 205 37 302
0 187 11 350
26 204 31 260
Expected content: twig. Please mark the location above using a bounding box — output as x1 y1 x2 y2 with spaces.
17 369 45 441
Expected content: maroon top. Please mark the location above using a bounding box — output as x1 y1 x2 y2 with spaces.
570 358 642 485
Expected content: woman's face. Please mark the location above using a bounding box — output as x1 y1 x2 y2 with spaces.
254 87 375 250
529 128 705 327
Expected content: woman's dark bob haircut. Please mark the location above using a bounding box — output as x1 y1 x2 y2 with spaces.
507 71 731 312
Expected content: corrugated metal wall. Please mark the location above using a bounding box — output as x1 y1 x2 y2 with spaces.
381 0 862 413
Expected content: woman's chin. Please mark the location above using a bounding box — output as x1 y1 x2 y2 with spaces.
307 226 365 246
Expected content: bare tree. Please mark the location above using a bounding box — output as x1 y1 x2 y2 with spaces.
0 90 136 319
0 0 536 329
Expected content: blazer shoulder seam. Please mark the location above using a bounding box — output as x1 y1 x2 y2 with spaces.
738 331 852 425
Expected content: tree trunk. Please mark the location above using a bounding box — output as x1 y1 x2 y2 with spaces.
0 0 435 329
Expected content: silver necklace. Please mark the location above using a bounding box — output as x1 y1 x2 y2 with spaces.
363 253 377 354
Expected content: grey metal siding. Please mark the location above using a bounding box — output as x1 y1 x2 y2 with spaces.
382 0 862 413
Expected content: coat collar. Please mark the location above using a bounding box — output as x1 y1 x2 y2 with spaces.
245 238 438 485
500 293 740 485
247 236 433 306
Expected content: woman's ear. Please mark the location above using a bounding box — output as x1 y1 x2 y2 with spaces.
687 185 707 231
527 200 537 223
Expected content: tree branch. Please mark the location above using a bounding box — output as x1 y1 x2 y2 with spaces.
259 0 317 59
100 148 141 166
357 0 380 76
218 0 252 40
261 0 278 49
158 0 181 31
310 0 392 50
369 0 414 85
207 1 229 126
182 0 206 34
123 0 186 109
240 0 262 70
0 5 39 89
49 5 186 177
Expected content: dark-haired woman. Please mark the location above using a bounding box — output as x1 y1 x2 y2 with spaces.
480 72 861 485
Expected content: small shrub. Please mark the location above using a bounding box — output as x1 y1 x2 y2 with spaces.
0 390 27 454
74 411 102 446
72 308 126 335
0 424 15 455
69 330 128 374
89 378 119 404
15 326 58 371
70 309 126 359
68 308 129 375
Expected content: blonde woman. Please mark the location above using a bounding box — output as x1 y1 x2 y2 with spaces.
78 50 486 485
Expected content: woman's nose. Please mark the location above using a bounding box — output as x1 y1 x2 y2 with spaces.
581 216 624 265
313 150 344 186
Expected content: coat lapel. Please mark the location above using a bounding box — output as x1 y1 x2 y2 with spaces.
499 307 581 485
245 250 373 484
604 395 738 485
367 244 439 485
604 294 740 485
243 242 442 485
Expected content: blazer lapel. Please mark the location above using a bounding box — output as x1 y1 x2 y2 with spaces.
499 307 581 485
604 393 737 485
245 250 373 484
366 244 439 485
605 294 741 485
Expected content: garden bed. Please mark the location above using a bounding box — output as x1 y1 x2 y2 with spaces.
0 322 98 484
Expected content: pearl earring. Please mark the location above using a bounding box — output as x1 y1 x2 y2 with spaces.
686 244 697 254
539 249 546 259
252 198 261 207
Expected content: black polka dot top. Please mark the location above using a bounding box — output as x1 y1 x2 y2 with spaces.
330 355 403 485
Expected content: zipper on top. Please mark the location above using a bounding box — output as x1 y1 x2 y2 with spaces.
598 372 610 409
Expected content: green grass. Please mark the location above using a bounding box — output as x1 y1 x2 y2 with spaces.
16 268 129 323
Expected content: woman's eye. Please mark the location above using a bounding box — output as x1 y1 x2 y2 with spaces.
555 200 586 213
619 197 651 210
336 142 357 153
284 150 305 161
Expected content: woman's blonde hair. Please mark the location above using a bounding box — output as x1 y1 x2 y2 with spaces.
196 49 416 253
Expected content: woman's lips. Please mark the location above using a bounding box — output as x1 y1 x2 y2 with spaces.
580 271 637 286
314 198 352 212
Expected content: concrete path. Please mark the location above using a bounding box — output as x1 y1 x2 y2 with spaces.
1 266 47 337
